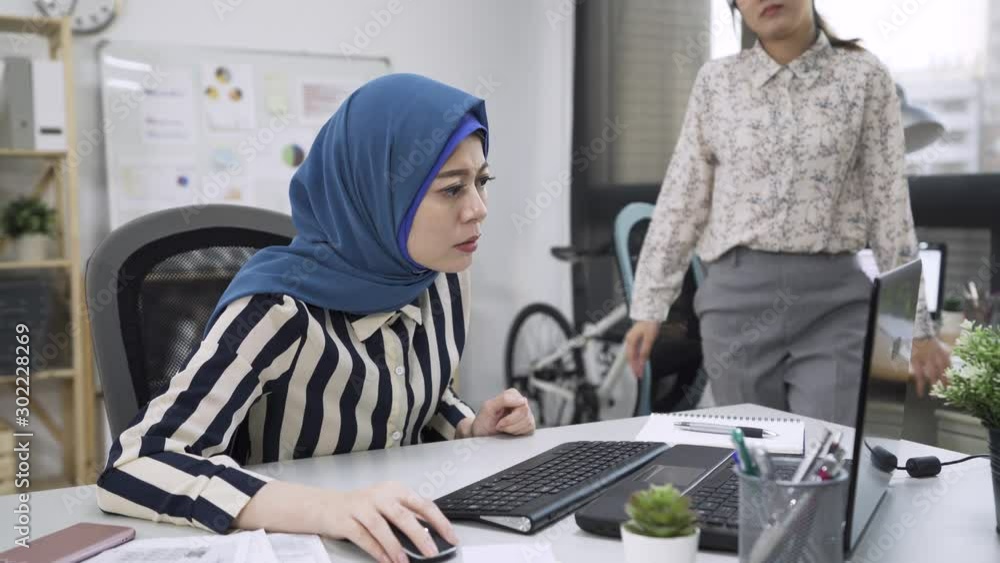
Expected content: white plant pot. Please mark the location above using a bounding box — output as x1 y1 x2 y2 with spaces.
940 311 965 336
621 525 699 563
13 235 49 262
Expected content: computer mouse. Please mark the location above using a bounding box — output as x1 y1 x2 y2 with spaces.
388 519 457 562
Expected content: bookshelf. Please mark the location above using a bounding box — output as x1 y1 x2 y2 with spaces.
0 15 96 488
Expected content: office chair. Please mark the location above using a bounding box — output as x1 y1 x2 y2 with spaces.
613 202 707 415
86 204 296 438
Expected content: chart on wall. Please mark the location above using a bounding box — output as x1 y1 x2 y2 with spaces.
98 41 390 229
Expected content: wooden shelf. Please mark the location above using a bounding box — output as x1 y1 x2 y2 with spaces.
0 149 67 159
0 259 71 270
0 13 96 487
0 368 74 382
0 15 62 37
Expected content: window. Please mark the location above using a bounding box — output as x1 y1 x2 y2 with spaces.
812 0 998 175
576 0 714 186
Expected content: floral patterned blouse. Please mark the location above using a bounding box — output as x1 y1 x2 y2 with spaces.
631 31 933 338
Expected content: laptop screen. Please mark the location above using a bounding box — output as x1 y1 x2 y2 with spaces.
856 245 944 315
844 260 922 553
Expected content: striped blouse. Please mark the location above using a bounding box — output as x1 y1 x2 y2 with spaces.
96 270 476 533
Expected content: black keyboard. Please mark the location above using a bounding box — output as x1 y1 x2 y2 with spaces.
435 441 669 533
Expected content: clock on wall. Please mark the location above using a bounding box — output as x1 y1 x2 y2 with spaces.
34 0 120 35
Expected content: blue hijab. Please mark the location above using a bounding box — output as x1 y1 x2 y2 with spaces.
206 73 489 330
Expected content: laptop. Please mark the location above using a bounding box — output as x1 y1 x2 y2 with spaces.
857 242 944 317
574 259 922 555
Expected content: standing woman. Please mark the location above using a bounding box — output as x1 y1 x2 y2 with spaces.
624 0 951 425
96 74 535 563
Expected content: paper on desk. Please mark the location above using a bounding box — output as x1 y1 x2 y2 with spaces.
460 543 559 563
267 533 331 563
635 412 805 454
88 529 278 563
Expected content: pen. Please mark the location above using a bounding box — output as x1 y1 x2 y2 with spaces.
731 428 759 476
813 453 839 481
827 441 846 464
675 421 778 439
803 432 839 481
791 428 831 483
829 431 844 453
819 454 849 481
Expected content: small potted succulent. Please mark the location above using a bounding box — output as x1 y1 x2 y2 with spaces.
621 484 699 563
1 196 56 261
940 295 966 344
931 320 1000 534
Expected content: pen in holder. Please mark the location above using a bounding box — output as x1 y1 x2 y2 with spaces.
736 456 849 563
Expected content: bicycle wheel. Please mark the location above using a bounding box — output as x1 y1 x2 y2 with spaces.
504 303 586 428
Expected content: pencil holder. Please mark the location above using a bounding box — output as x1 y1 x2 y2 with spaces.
736 458 849 563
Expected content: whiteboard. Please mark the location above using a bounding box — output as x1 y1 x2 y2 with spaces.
97 41 390 229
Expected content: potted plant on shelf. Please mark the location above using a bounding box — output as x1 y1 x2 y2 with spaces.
1 196 56 262
621 484 699 563
931 320 1000 534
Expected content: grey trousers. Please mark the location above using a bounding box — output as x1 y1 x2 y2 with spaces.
693 247 871 425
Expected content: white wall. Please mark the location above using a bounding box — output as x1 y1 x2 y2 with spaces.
0 0 574 478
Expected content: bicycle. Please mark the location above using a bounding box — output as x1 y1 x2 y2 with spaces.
504 236 709 430
504 243 639 428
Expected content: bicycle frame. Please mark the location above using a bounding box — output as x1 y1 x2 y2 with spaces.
523 303 633 420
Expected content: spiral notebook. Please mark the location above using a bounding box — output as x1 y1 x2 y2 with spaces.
635 412 805 454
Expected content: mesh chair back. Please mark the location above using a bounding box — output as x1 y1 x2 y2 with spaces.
87 206 295 437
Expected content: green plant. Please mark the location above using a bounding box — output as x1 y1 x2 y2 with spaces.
2 196 56 238
932 320 1000 428
943 295 964 313
623 484 697 538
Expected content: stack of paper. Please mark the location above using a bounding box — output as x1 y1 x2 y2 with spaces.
88 529 329 563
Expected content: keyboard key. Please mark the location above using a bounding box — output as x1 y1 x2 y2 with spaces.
716 506 736 517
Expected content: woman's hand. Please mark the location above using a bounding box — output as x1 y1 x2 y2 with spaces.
234 480 458 563
911 337 951 397
625 320 661 378
322 481 459 563
462 388 536 437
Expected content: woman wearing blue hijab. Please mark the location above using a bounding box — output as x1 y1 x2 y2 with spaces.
97 74 535 563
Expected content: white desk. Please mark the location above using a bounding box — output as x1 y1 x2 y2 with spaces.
2 404 997 561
